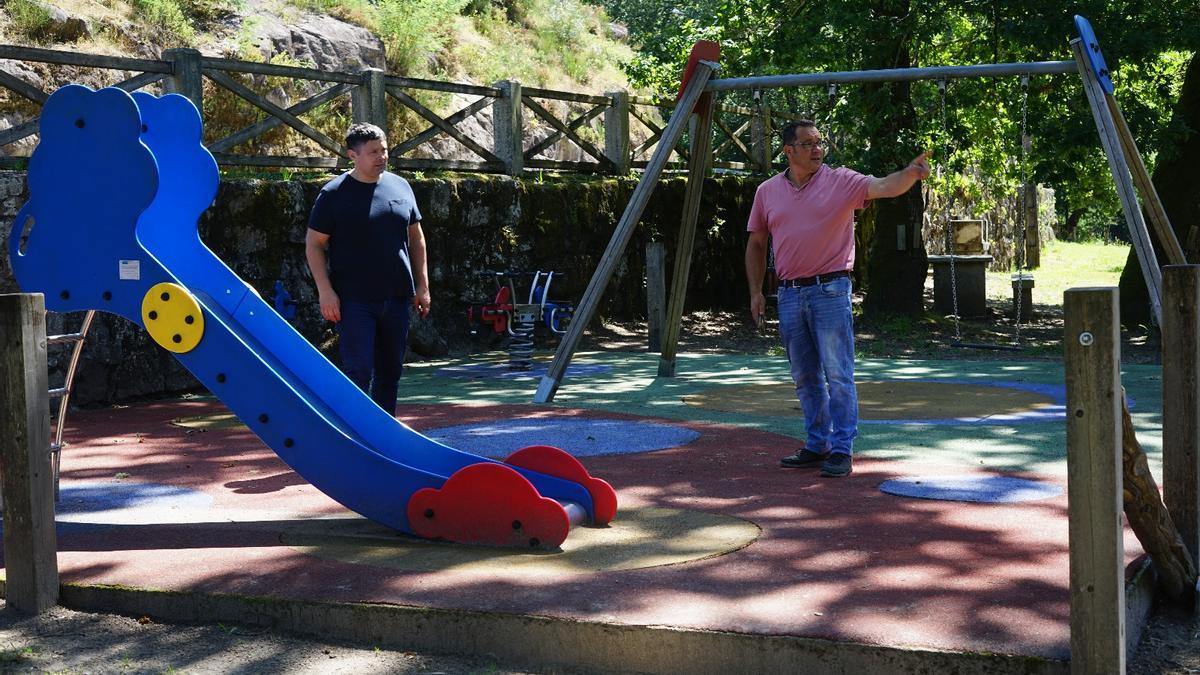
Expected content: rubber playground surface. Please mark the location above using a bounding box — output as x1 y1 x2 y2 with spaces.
29 351 1164 669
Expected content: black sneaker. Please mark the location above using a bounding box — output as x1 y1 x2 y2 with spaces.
819 453 853 477
780 449 828 468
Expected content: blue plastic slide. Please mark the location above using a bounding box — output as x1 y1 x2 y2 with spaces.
8 86 615 548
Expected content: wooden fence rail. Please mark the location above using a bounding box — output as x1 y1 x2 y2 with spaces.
0 44 792 175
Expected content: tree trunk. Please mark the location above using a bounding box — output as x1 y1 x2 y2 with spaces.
1121 393 1197 605
1119 51 1200 328
859 1 927 318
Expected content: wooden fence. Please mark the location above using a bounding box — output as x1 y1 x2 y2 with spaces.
0 44 794 175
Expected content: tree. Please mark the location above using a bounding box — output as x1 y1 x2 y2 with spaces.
1119 51 1200 328
596 0 1196 317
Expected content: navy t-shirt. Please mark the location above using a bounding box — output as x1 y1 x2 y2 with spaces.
308 172 422 302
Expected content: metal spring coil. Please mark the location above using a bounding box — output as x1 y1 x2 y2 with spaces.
508 314 535 370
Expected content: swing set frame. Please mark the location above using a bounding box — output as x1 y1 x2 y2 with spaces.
532 15 1184 404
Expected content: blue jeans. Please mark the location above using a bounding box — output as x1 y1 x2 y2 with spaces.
777 276 857 455
337 296 411 414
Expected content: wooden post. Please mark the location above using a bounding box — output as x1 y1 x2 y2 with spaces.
493 80 523 176
604 90 631 175
750 90 772 174
645 242 666 353
0 293 59 613
658 92 715 377
1163 265 1200 565
162 48 203 113
533 60 717 403
1106 97 1185 266
1021 134 1040 268
352 68 388 136
1064 287 1125 675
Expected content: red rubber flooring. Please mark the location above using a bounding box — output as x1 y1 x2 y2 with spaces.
20 399 1147 661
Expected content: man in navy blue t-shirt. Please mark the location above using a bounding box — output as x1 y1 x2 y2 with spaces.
306 122 431 415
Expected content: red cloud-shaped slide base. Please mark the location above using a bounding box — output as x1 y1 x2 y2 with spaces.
506 445 618 525
407 462 570 549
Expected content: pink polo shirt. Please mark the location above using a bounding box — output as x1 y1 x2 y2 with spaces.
747 164 872 280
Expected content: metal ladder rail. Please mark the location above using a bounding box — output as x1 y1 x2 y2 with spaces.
47 309 96 502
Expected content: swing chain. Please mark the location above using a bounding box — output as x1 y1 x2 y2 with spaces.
937 80 962 341
1012 74 1031 346
826 83 839 158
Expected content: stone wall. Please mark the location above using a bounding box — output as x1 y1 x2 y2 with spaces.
0 171 760 405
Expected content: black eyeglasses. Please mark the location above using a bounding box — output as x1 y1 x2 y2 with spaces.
789 139 828 151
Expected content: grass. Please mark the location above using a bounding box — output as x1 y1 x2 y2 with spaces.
985 239 1130 306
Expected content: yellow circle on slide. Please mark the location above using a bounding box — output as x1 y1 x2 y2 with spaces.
141 282 204 353
684 381 1056 420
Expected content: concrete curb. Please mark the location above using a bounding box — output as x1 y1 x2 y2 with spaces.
46 583 1070 675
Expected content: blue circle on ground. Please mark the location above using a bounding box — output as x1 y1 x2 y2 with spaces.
425 418 700 458
55 481 213 523
434 362 611 380
879 475 1062 503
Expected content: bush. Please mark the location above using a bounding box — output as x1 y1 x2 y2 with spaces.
6 0 54 44
132 0 196 44
377 0 470 76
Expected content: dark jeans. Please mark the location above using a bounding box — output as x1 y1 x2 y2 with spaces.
337 296 411 414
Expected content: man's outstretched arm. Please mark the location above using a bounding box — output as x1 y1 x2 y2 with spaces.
866 152 931 200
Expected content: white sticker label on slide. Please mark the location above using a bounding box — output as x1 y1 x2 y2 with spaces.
118 260 141 281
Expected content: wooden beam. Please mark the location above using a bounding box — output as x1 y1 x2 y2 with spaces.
0 69 48 104
604 91 631 174
658 94 715 377
490 80 523 174
645 242 666 352
713 116 753 162
1106 95 1186 265
113 71 166 93
392 95 494 157
163 48 204 111
205 68 345 158
521 95 614 169
533 60 718 404
1064 287 1125 675
524 103 606 160
389 87 500 163
200 56 357 84
0 118 39 149
1163 265 1200 565
392 158 504 172
352 68 388 134
210 153 347 168
0 293 59 613
521 86 610 105
207 82 352 154
385 75 500 98
0 44 169 72
1072 38 1162 325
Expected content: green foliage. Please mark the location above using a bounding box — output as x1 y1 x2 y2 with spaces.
596 0 1197 237
178 0 243 27
5 0 54 43
377 0 470 76
132 0 197 44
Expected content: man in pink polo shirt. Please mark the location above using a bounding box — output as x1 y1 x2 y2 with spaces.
745 120 930 477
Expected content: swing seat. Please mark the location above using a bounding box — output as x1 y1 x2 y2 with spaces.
542 302 574 334
927 254 992 318
467 286 514 334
